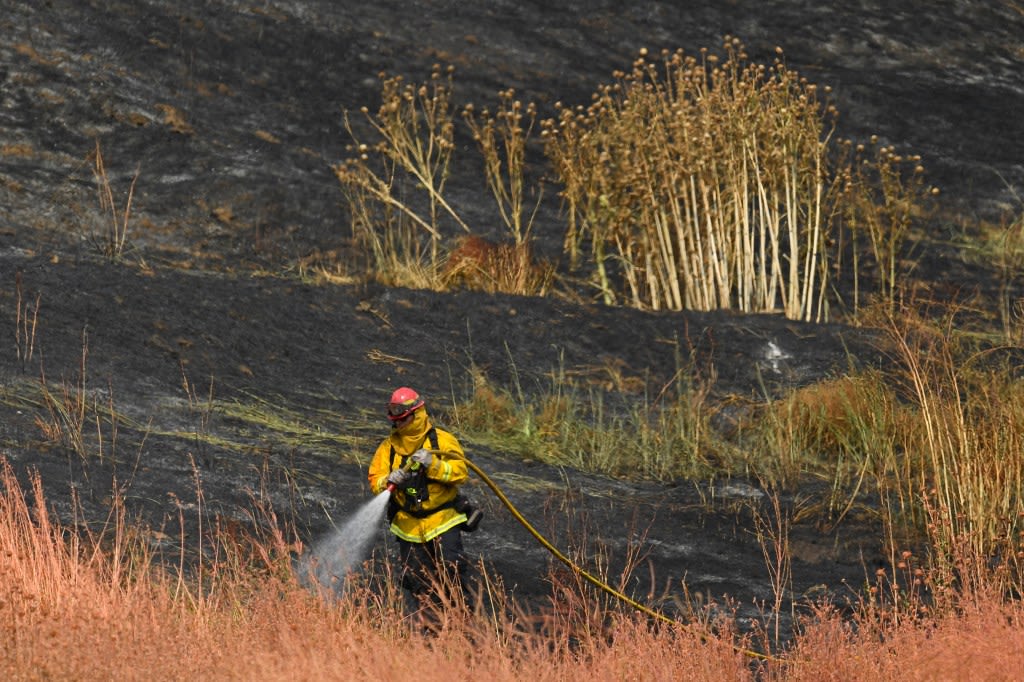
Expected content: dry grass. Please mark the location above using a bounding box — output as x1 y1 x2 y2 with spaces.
34 329 91 460
0 459 750 680
776 598 1024 682
738 311 1024 570
541 40 932 319
335 42 932 315
449 356 722 481
884 311 1024 580
440 235 554 295
334 67 553 297
744 372 905 527
90 140 139 261
994 210 1024 344
722 311 1024 619
13 272 39 371
334 66 464 277
1 458 1022 680
961 193 1024 344
462 89 542 247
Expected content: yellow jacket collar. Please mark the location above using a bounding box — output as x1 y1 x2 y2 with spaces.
391 409 431 453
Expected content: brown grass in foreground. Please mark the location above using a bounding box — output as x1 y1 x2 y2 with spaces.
1 461 1022 681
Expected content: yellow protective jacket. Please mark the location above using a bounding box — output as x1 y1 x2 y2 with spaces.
368 408 468 543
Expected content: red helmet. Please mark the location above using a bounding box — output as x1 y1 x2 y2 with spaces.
387 386 424 421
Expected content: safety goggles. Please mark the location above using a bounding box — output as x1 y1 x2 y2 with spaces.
387 403 420 422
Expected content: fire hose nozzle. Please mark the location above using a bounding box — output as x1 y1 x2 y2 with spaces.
385 459 421 494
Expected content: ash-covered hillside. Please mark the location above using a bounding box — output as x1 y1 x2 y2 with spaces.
1 0 1022 634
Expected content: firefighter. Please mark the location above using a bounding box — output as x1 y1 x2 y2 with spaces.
368 387 480 620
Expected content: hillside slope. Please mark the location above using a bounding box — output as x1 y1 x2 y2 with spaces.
1 0 1022 634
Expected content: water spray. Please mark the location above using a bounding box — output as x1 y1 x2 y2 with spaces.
301 458 422 592
299 490 392 593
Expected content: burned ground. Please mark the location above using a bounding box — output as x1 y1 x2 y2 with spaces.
1 0 1023 638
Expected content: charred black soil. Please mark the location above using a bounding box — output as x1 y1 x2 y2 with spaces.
1 0 1023 640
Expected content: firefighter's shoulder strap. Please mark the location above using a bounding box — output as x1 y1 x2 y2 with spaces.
388 427 458 520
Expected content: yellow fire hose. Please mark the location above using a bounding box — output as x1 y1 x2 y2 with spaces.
462 457 777 663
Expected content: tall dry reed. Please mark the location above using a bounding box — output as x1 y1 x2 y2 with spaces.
333 44 931 316
542 39 933 320
334 65 462 284
335 68 550 296
542 39 840 319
